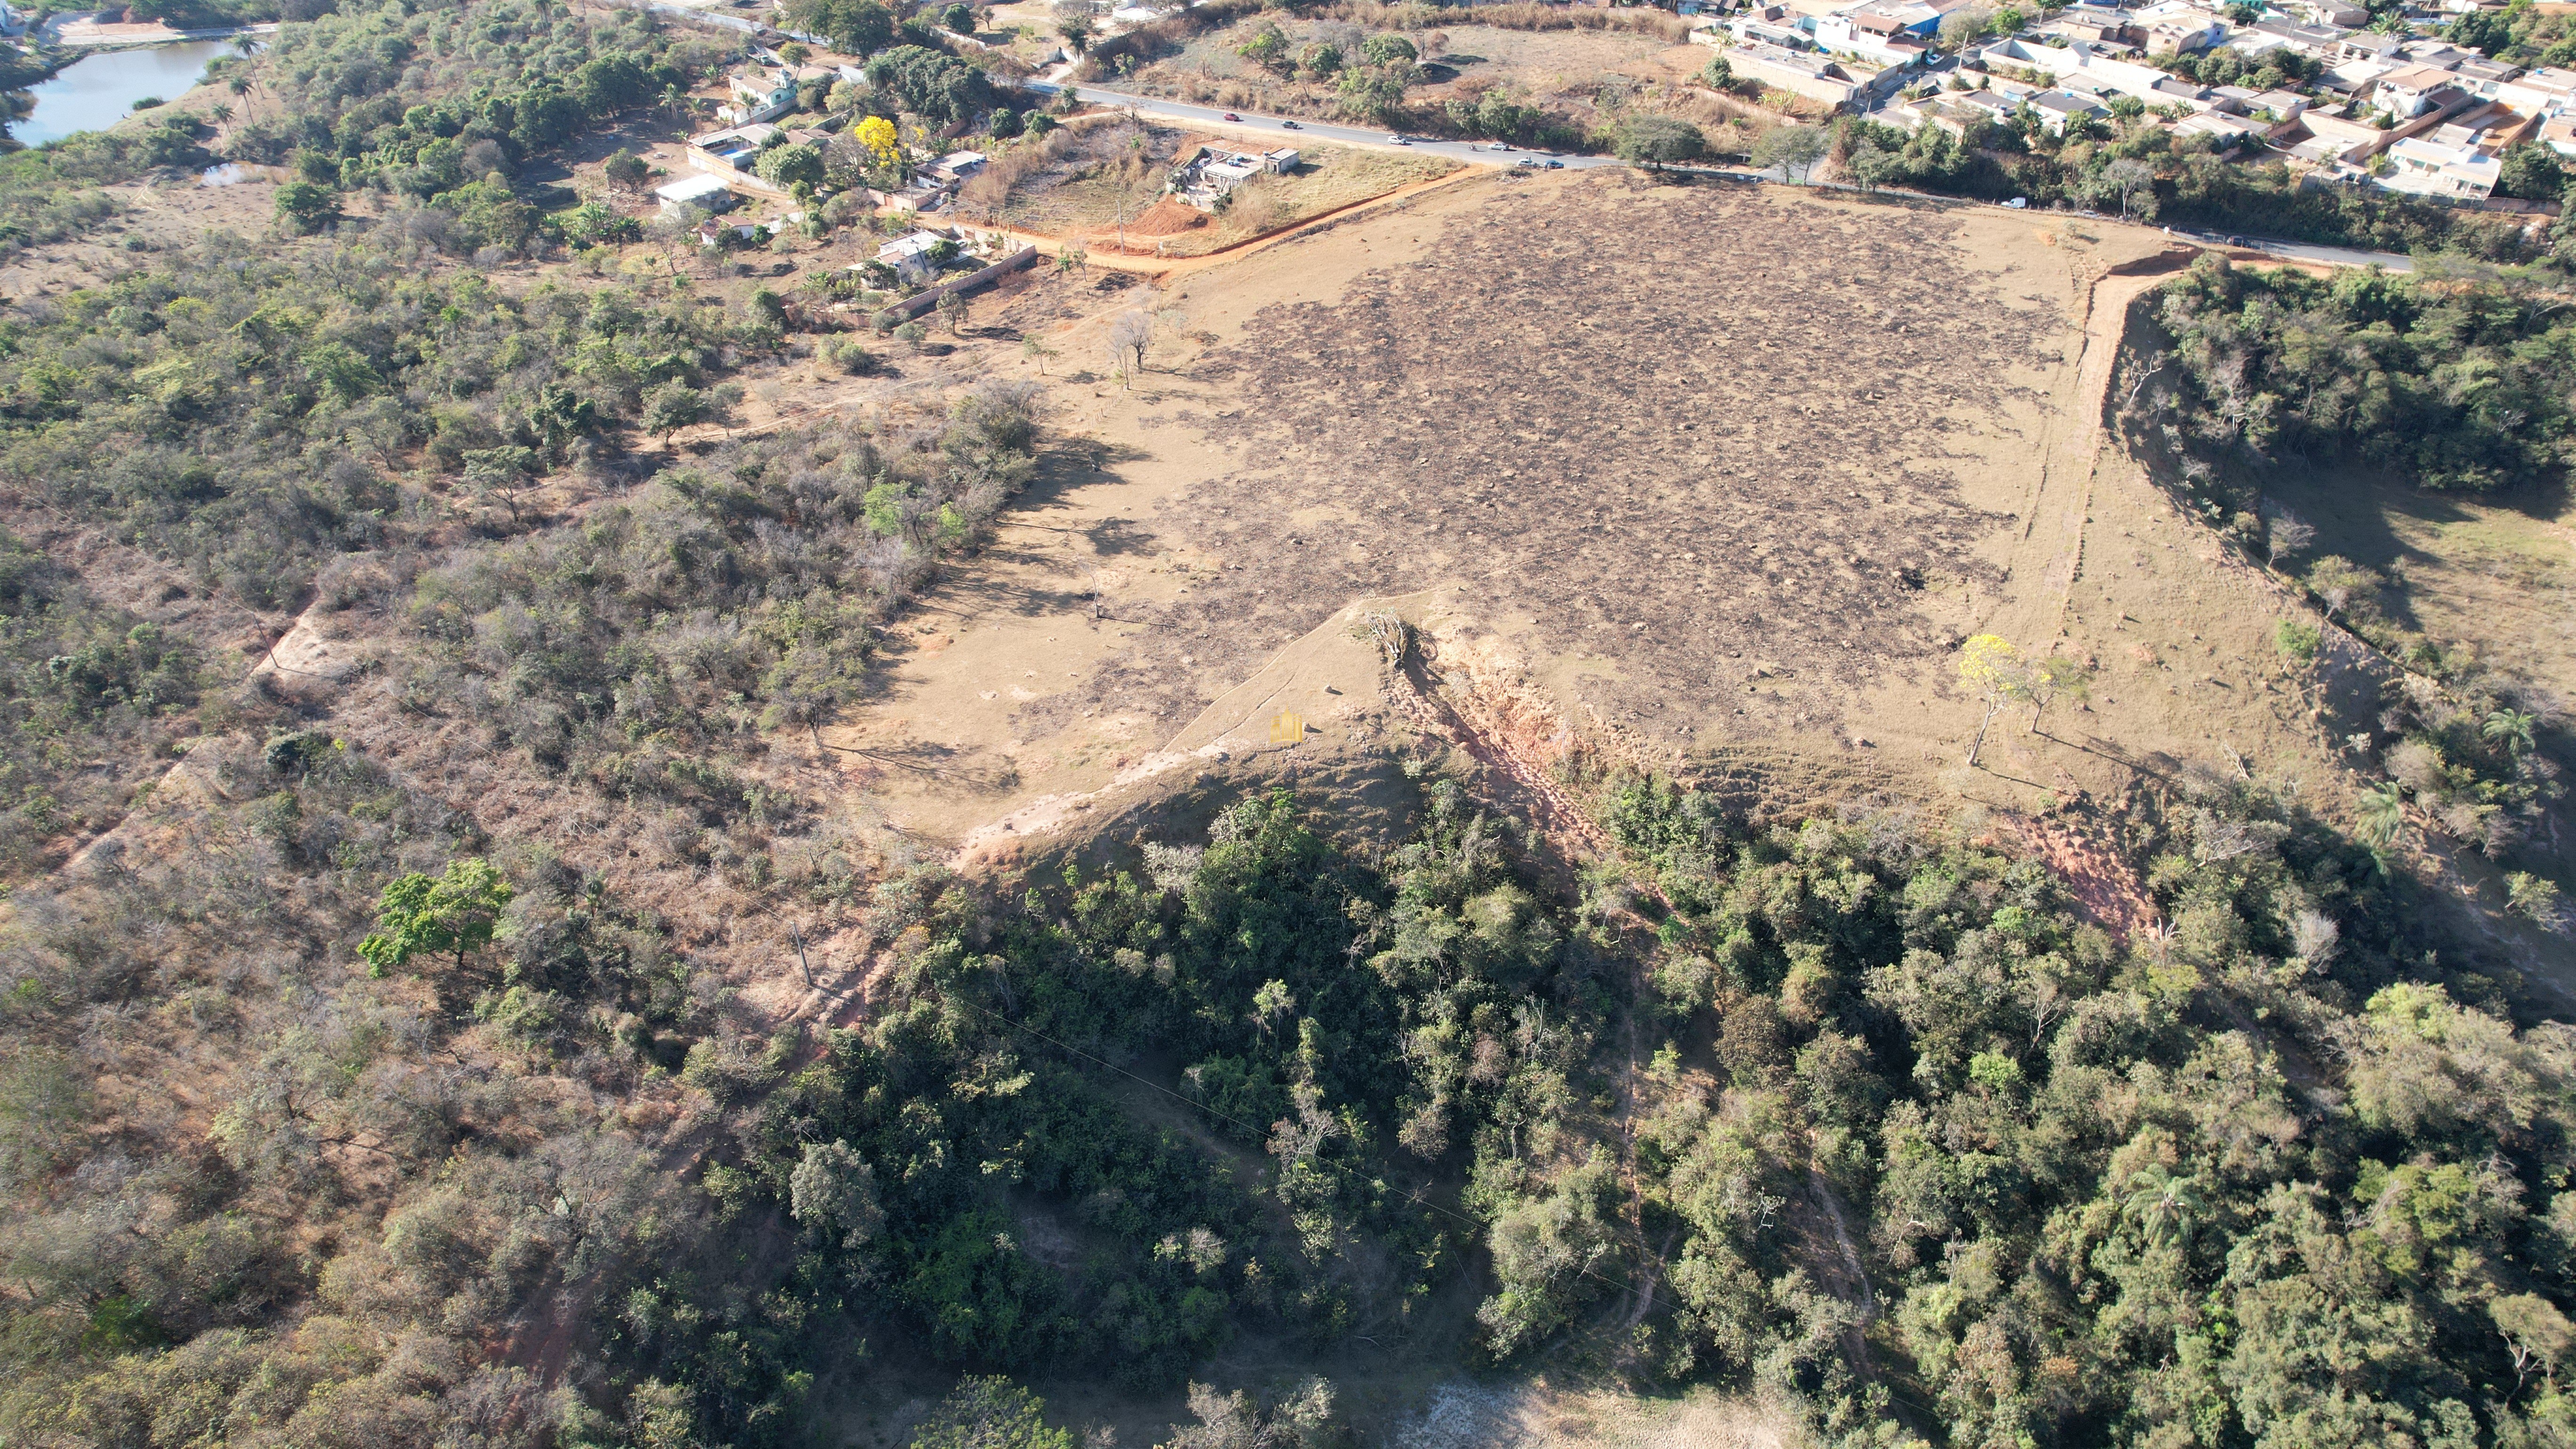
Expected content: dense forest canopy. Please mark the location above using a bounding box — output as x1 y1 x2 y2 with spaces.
2152 259 2576 495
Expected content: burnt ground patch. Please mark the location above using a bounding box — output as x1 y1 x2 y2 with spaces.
1018 177 2068 750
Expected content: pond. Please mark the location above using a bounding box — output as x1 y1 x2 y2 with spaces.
13 40 231 148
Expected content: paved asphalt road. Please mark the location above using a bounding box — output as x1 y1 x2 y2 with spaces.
2157 226 2415 272
1014 78 2416 272
1017 77 1624 172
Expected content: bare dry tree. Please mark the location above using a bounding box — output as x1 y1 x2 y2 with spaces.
1108 309 1153 377
2263 507 2316 568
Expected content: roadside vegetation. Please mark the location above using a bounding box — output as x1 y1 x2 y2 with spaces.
1820 112 2541 261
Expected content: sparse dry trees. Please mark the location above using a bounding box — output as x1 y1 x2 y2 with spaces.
2263 505 2316 567
1108 308 1153 381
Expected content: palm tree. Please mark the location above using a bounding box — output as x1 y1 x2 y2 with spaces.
209 102 233 134
228 75 253 121
2484 708 2538 758
2122 1166 2205 1248
2357 779 2408 847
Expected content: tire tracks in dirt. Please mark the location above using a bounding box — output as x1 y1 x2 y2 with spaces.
1984 249 2194 651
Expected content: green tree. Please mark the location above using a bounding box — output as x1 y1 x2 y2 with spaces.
789 1140 886 1249
2506 872 2565 930
908 1377 1074 1449
2357 778 2409 846
2498 143 2566 201
357 858 514 977
1238 21 1290 71
1614 114 1706 170
2483 708 2538 757
2027 653 2089 732
1752 124 1830 183
1361 33 1418 67
604 147 650 190
2496 1294 2575 1395
1845 137 1899 192
785 0 895 54
274 181 338 234
1336 64 1413 124
2122 1165 2205 1247
757 142 825 190
642 381 709 444
1053 0 1096 53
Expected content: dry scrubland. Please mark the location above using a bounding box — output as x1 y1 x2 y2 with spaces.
1120 17 1735 136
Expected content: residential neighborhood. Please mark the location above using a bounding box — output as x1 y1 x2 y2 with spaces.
1692 0 2576 204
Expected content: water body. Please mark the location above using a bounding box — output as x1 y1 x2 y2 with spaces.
13 40 229 148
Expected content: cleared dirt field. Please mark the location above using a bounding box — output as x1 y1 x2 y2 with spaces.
800 167 2575 990
823 174 2137 832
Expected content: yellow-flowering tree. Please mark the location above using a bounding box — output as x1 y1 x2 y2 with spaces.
855 114 900 173
1957 633 2031 768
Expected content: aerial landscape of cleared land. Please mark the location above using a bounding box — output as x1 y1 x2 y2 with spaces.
2 0 2576 1446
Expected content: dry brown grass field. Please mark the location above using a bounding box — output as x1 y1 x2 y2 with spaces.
793 166 2576 994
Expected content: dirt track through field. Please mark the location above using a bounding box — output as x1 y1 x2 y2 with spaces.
1980 251 2195 652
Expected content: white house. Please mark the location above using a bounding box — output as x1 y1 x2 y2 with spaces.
1931 87 2025 136
2043 8 2139 45
2383 132 2501 196
2134 1 2229 54
2496 66 2576 117
1171 145 1298 209
719 69 800 126
2448 56 2527 100
1705 16 1812 49
2227 19 2347 61
686 124 774 175
1812 10 1931 67
1730 40 1867 107
2374 64 2465 119
875 230 952 283
654 172 738 217
2030 88 2112 133
2177 111 2265 145
1975 36 2174 106
2248 88 2311 121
